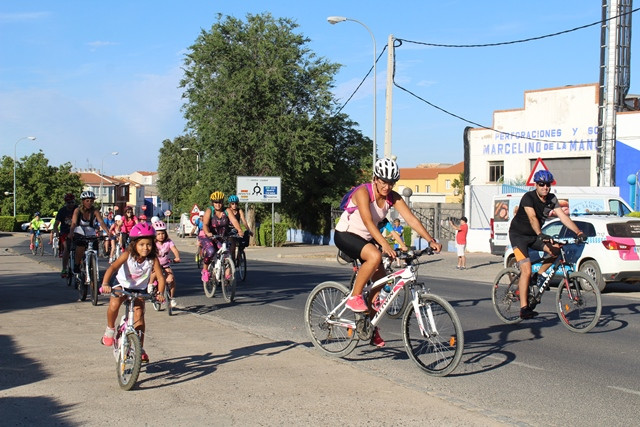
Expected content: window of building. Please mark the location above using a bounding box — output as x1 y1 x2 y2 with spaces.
415 185 419 192
489 161 504 183
425 185 431 193
445 180 451 189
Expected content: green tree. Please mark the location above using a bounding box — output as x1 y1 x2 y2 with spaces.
0 151 82 217
172 12 371 236
451 172 464 203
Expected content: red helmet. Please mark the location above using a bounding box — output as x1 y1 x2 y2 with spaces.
129 223 155 239
64 193 75 202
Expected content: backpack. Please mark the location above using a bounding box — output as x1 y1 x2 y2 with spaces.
339 182 394 214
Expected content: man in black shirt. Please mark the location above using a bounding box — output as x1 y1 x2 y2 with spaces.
508 170 585 319
50 193 78 278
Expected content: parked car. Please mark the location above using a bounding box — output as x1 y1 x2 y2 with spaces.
503 213 640 291
176 213 195 238
21 217 55 232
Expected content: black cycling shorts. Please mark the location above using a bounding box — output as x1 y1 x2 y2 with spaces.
509 232 546 263
334 231 374 262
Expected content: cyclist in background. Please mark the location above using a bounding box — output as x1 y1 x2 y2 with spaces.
120 206 138 249
28 212 46 251
102 211 115 258
199 191 243 283
334 158 441 347
70 191 110 274
508 170 586 320
108 215 124 263
51 193 78 277
226 194 253 260
151 220 181 308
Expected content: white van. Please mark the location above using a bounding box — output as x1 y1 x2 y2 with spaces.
176 213 196 238
489 191 634 255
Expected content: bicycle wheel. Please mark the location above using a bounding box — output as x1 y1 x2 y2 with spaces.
77 264 88 301
402 292 464 377
165 284 173 316
196 250 203 270
52 237 59 258
236 250 247 282
221 257 236 303
203 263 217 298
556 271 601 333
31 239 36 255
386 285 409 319
89 255 99 306
304 281 359 357
151 286 162 311
66 255 74 287
38 237 44 256
116 331 142 391
491 268 523 324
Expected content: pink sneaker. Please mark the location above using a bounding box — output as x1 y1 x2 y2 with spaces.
201 268 210 282
101 327 115 346
370 327 385 347
345 295 367 312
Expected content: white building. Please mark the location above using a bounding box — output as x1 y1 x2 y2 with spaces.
464 83 640 253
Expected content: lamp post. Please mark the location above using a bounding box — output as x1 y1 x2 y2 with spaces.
181 147 201 172
328 15 377 171
100 151 119 210
13 136 36 217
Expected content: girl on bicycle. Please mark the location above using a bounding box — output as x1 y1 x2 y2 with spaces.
108 215 124 263
100 222 165 363
150 220 181 308
226 194 253 260
334 158 442 347
199 191 244 283
119 206 138 250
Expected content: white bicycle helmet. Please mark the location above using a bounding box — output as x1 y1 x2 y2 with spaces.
374 158 400 182
80 190 96 200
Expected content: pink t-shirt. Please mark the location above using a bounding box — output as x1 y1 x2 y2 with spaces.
156 240 175 268
335 196 390 240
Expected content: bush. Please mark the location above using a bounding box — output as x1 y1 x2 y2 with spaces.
258 222 288 247
0 215 28 232
403 226 412 247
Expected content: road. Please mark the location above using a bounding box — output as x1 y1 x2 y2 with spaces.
2 231 640 425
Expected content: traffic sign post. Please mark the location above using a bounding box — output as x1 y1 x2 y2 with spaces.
526 158 556 186
237 176 282 247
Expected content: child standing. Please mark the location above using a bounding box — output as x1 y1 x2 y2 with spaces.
100 223 165 363
151 220 181 308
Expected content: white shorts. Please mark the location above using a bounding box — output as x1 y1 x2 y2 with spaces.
456 243 466 257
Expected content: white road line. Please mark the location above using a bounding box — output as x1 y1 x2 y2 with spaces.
270 304 295 311
486 354 544 371
607 386 640 397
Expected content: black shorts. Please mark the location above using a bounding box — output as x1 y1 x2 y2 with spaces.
334 231 374 262
509 232 546 263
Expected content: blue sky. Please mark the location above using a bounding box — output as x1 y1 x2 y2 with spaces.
2 1 637 176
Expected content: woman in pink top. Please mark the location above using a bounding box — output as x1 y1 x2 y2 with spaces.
333 158 442 347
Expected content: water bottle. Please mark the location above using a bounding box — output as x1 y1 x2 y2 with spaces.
379 284 391 301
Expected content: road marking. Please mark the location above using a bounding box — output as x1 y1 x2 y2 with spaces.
486 354 544 371
608 386 640 397
271 304 294 311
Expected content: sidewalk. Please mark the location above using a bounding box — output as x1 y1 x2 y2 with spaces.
0 232 505 425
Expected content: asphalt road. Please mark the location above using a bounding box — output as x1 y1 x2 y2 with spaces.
2 231 640 425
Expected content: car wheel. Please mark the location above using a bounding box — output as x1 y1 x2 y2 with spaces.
506 255 518 271
579 260 605 292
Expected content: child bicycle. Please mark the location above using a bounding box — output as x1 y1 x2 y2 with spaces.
149 258 180 316
31 230 44 256
101 287 155 391
304 248 464 377
492 236 602 333
230 233 248 282
202 235 236 302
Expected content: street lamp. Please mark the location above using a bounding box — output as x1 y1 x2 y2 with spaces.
181 147 201 172
328 15 377 171
100 151 119 209
13 136 36 217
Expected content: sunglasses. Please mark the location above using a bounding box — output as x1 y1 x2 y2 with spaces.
213 200 223 204
377 177 396 186
537 182 551 187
